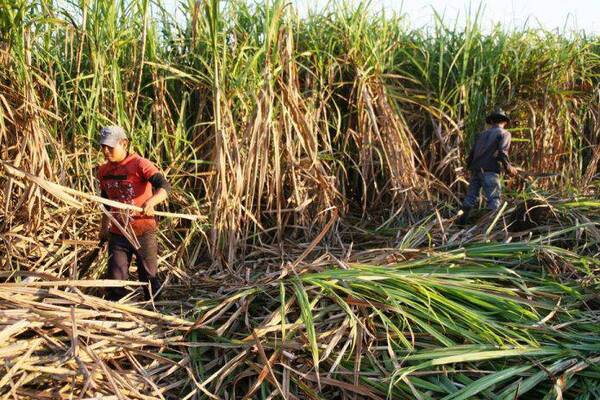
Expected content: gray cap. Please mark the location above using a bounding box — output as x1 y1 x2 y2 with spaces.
99 125 127 147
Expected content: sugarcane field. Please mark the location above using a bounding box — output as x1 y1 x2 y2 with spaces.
1 0 599 398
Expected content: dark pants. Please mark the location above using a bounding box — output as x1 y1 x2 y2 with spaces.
463 171 501 210
106 231 161 301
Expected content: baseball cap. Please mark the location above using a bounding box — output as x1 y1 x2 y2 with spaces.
99 125 127 147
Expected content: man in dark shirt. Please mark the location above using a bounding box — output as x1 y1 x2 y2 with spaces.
458 108 518 224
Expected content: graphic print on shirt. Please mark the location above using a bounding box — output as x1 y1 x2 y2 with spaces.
103 175 136 205
101 172 138 234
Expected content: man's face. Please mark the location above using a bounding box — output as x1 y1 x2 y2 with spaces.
101 140 128 162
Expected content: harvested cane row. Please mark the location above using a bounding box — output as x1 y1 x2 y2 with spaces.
187 229 600 399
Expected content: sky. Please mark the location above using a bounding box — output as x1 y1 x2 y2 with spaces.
295 0 600 33
161 0 600 34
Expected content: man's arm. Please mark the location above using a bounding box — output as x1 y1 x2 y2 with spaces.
498 130 518 176
100 214 110 240
465 132 480 170
466 146 474 170
141 173 171 216
99 189 110 240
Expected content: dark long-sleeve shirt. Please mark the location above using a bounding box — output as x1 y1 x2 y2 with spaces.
466 126 512 173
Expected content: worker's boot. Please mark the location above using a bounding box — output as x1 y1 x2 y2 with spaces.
106 287 128 302
456 206 472 226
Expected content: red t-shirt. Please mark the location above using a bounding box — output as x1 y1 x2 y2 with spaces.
98 153 159 235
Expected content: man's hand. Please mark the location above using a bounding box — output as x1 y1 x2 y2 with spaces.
507 165 519 177
99 213 110 241
99 227 109 241
142 200 156 216
141 189 168 216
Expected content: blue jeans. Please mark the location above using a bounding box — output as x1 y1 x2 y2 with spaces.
463 171 501 210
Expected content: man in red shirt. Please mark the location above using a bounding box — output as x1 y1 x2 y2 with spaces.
97 125 170 301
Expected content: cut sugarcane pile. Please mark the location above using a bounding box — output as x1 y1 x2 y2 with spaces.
0 284 200 399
